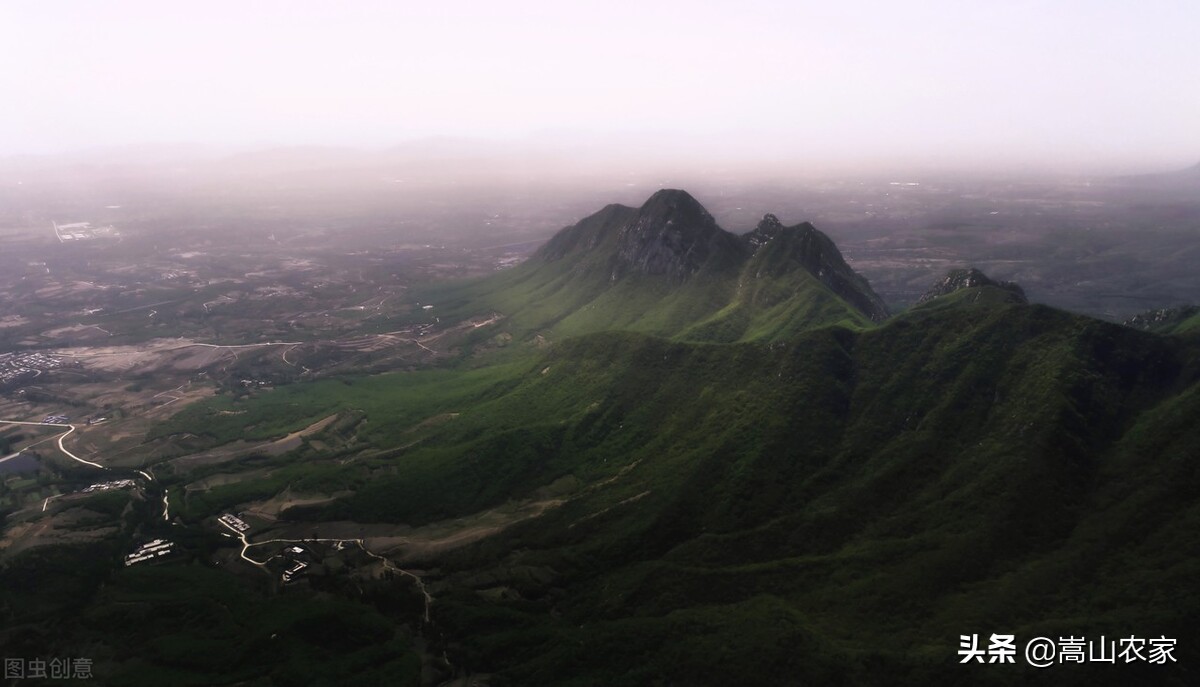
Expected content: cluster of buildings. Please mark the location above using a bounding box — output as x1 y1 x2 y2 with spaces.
52 221 120 242
281 544 311 583
218 513 251 533
125 538 175 566
81 479 136 493
0 352 64 387
282 558 309 583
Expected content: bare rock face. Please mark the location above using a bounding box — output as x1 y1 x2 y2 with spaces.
611 189 742 281
918 268 1027 304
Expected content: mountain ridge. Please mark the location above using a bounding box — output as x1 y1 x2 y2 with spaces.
267 290 1200 685
432 189 889 342
916 267 1028 306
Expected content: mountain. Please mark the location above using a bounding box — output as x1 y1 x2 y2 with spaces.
535 189 743 281
428 189 888 343
743 213 889 321
273 276 1200 685
916 267 1028 306
19 192 1200 686
1124 304 1200 335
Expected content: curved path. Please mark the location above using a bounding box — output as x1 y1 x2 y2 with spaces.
0 419 105 469
217 520 433 622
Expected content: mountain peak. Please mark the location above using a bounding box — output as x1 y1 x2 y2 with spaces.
636 189 714 226
515 191 892 333
917 268 1027 305
612 189 736 280
743 214 889 322
758 213 784 230
645 187 700 202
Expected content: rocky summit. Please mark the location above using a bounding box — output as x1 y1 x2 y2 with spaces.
917 267 1028 304
610 189 742 281
482 189 890 339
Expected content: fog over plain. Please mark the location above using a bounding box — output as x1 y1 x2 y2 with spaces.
2 0 1198 174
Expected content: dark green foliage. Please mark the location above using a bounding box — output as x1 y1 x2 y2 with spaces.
0 542 120 624
76 566 421 686
399 299 1198 685
132 260 1200 683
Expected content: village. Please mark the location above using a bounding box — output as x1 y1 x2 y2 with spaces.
0 351 64 387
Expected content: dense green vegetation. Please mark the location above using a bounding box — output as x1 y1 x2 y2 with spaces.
3 561 422 686
413 299 1200 685
122 284 1200 684
12 185 1199 684
418 191 882 345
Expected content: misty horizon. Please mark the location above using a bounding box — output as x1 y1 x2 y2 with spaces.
3 1 1199 174
2 136 1198 182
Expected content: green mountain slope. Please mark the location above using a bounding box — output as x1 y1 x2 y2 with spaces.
423 189 888 343
411 299 1200 686
153 276 1200 684
72 191 1200 685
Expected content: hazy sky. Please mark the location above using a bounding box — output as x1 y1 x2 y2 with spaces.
2 1 1197 171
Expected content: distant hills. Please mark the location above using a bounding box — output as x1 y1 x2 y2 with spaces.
1124 160 1200 186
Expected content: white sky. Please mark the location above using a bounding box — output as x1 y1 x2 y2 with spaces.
2 0 1197 171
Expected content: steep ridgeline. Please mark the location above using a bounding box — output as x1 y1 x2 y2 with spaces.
916 267 1028 306
744 213 888 322
433 189 888 342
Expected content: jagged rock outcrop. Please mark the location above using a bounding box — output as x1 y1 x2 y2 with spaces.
611 189 743 280
1123 305 1200 333
917 268 1027 305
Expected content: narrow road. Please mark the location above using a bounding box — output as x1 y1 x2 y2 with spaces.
0 434 61 464
0 419 105 469
217 519 267 568
224 528 435 623
359 541 434 622
187 341 306 349
56 339 307 359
